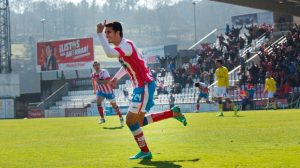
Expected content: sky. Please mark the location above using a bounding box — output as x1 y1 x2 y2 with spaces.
10 0 183 13
22 0 182 9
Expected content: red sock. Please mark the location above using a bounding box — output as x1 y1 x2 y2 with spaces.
150 110 173 122
114 106 123 118
196 104 200 110
97 105 104 118
134 132 149 153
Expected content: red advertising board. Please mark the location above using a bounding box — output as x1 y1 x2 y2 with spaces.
255 99 288 109
28 107 44 118
37 37 94 71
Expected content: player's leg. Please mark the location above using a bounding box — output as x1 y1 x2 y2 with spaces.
266 92 273 110
266 98 270 110
141 81 187 127
216 87 224 116
196 94 201 112
96 96 105 124
203 93 211 104
110 101 124 126
271 96 277 110
226 98 238 116
126 85 152 159
216 97 224 116
127 111 152 159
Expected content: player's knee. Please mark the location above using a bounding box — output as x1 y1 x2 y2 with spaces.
126 114 136 127
97 99 102 105
111 104 118 109
126 117 132 127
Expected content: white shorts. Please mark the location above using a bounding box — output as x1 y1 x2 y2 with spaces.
268 92 274 98
215 87 227 98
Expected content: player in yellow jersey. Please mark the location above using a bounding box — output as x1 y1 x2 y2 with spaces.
214 59 238 116
264 72 277 110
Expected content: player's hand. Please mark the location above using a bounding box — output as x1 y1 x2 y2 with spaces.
97 20 106 34
110 78 117 88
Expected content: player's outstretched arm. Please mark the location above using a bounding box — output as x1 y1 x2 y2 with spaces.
110 67 127 88
112 67 127 81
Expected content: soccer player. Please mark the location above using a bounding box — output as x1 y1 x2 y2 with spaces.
91 61 124 126
264 72 277 110
214 59 237 116
194 82 210 112
96 20 187 159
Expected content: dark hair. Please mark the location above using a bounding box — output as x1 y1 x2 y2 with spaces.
93 61 100 66
216 59 223 65
45 43 54 54
45 43 53 49
105 21 123 37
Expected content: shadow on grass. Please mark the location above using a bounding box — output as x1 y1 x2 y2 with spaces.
102 126 124 130
134 158 200 168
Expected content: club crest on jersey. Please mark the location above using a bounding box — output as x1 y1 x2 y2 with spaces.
119 58 127 68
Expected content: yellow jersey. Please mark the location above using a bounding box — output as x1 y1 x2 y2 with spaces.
264 77 277 92
216 66 229 87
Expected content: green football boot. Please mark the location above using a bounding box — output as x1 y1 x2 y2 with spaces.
171 106 187 126
129 151 152 160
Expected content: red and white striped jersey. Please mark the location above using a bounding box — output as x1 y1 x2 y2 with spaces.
114 39 153 88
91 69 114 94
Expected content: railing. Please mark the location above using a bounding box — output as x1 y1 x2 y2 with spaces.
37 82 71 109
188 28 218 50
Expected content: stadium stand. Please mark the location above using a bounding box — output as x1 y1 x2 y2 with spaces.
41 23 300 117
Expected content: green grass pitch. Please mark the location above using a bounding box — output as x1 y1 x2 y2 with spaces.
0 109 300 168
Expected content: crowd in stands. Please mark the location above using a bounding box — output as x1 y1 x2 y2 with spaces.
250 24 300 99
152 23 300 101
153 23 273 96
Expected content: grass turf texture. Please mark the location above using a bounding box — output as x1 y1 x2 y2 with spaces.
0 109 300 168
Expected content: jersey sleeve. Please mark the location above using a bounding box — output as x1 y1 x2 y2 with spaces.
102 70 111 80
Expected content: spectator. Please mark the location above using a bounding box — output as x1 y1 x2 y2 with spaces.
169 93 175 109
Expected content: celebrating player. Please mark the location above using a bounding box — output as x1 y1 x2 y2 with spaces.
97 20 187 159
214 59 237 117
194 82 210 112
91 61 124 126
264 72 277 110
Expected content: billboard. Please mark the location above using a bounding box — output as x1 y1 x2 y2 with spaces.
37 37 94 72
232 12 274 26
28 107 44 118
141 46 165 64
232 13 258 26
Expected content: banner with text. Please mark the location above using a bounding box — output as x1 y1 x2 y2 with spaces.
141 46 165 64
37 37 94 72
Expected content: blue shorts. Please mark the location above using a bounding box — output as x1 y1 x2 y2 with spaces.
96 91 115 102
198 92 208 99
129 81 156 113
